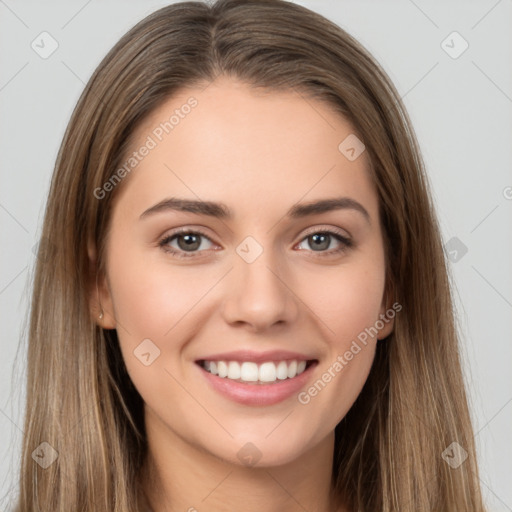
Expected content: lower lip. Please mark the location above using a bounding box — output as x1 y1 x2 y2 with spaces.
196 362 318 406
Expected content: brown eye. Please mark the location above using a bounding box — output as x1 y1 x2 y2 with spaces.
307 233 331 251
175 233 202 251
296 229 353 257
159 230 215 258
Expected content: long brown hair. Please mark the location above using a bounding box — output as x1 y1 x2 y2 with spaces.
15 1 486 510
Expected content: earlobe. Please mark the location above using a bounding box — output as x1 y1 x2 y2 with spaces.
376 289 396 341
376 308 394 340
94 272 117 329
87 240 116 330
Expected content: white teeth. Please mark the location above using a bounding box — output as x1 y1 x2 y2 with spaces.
201 359 311 383
259 362 276 382
227 361 240 379
276 361 288 380
240 362 259 382
217 361 228 378
287 360 297 378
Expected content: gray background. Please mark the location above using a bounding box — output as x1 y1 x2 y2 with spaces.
1 0 511 510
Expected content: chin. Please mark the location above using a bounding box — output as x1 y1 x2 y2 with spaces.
211 433 317 469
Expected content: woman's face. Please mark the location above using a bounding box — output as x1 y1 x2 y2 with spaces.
95 76 393 467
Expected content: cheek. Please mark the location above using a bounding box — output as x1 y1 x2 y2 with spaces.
105 244 225 391
294 252 385 415
107 246 214 339
300 258 386 347
294 265 384 426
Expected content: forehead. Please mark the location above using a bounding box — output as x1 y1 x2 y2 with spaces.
113 77 378 222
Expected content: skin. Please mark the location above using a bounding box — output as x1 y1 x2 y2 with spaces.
90 76 394 512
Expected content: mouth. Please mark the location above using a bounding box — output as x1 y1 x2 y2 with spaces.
196 358 318 385
194 354 319 406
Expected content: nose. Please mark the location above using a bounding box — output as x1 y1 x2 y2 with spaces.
221 247 299 332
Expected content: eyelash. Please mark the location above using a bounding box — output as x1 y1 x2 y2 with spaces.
158 227 353 260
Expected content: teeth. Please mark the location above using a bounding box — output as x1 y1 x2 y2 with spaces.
217 361 228 378
240 362 259 382
287 360 297 378
201 359 310 383
259 362 276 382
227 361 241 379
276 361 288 380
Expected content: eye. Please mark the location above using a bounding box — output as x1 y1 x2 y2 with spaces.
158 229 216 258
158 227 353 259
295 228 353 257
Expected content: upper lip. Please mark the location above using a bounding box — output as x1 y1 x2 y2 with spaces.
196 350 317 364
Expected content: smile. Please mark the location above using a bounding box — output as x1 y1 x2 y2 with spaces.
198 359 313 383
195 357 318 406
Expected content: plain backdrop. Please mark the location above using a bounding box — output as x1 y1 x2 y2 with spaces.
1 0 511 510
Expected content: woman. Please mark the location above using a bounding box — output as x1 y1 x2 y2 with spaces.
15 0 486 510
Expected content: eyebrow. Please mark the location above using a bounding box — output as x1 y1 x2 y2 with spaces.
139 196 371 224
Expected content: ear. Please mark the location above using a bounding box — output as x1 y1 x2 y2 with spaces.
87 239 116 330
376 285 396 341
